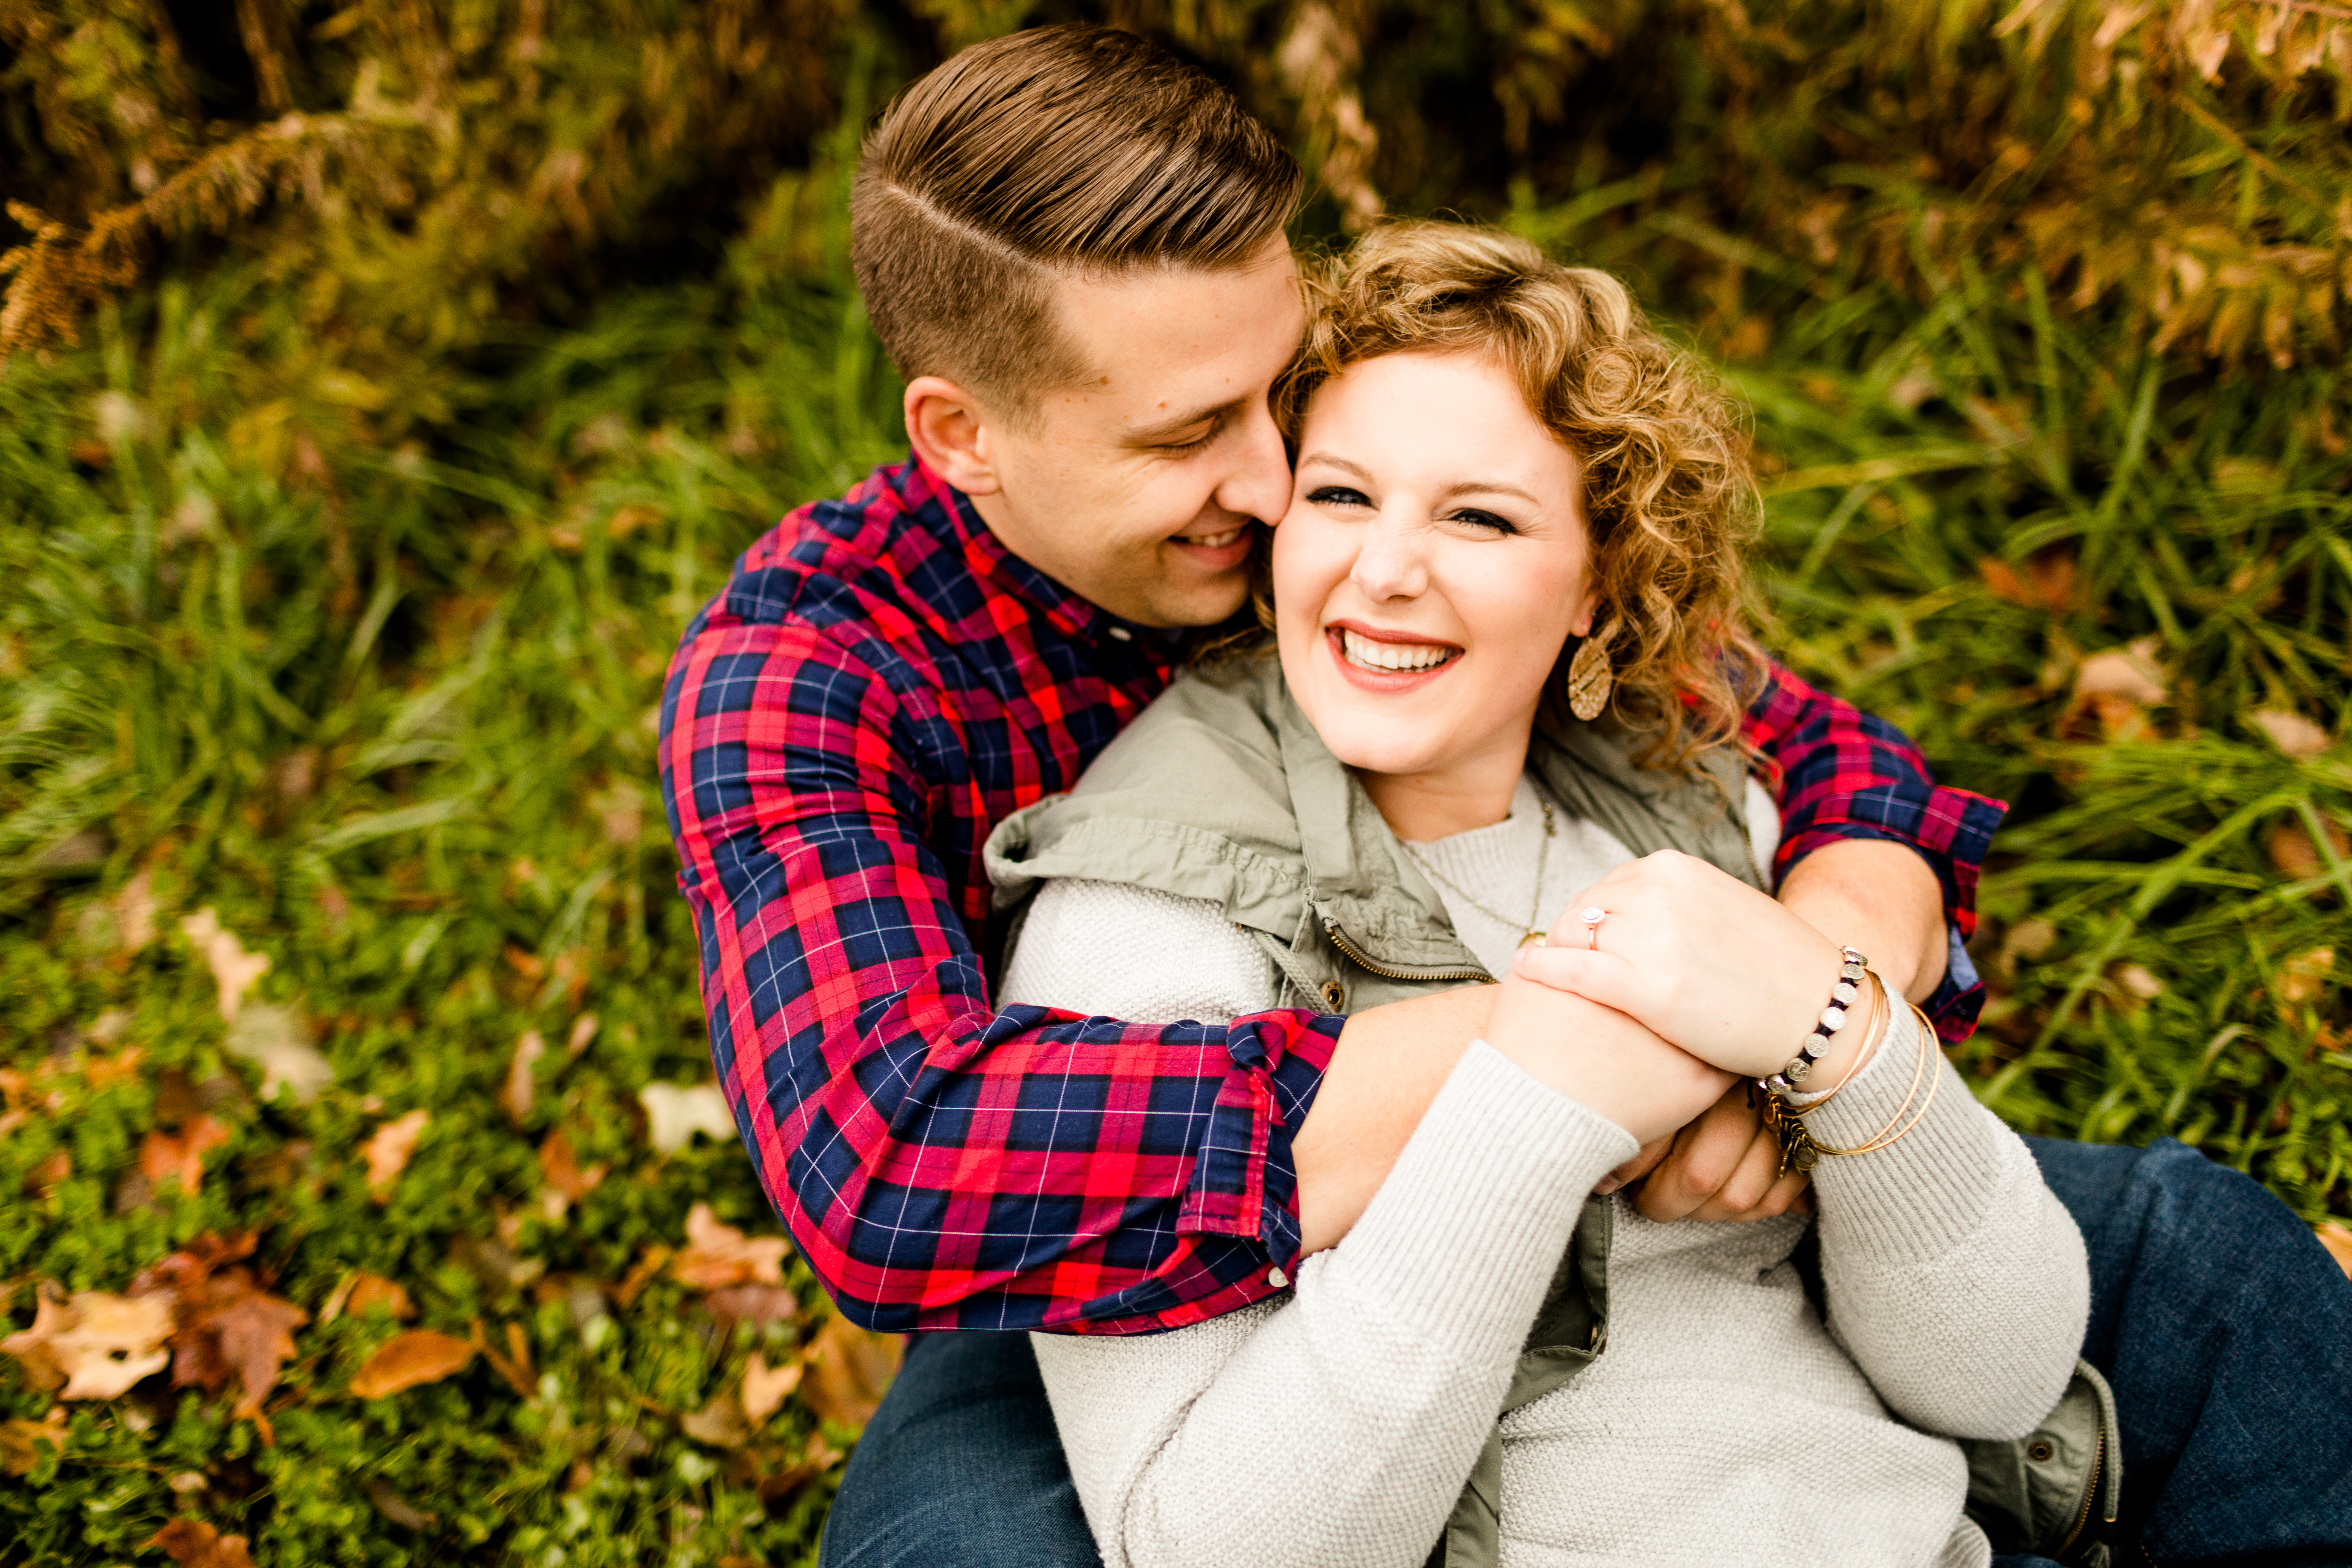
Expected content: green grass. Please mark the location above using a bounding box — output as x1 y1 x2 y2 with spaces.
3 129 2348 1568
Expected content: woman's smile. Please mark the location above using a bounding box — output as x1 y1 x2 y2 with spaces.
1327 621 1464 691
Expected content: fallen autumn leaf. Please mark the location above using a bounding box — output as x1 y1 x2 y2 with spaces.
799 1315 902 1432
350 1330 476 1399
180 909 271 1023
639 1080 735 1154
364 1110 430 1199
673 1203 791 1290
740 1351 802 1425
0 1286 173 1399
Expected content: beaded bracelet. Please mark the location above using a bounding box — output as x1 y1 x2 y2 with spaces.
1766 946 1868 1092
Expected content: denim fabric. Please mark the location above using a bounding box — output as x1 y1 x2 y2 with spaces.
2023 1136 2352 1566
819 1330 1097 1568
821 1139 2352 1567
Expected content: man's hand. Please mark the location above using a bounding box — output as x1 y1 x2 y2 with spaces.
1607 1082 1808 1221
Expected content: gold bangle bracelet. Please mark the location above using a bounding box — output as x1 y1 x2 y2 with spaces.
1809 1002 1942 1158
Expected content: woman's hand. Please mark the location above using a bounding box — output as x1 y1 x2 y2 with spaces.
1515 849 1853 1081
1481 963 1733 1146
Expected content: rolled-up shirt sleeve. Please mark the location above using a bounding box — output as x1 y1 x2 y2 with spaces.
1740 658 2008 1042
662 613 1337 1334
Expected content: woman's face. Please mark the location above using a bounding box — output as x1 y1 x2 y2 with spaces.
1273 350 1597 797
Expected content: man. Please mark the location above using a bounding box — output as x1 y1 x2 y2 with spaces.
660 24 2352 1567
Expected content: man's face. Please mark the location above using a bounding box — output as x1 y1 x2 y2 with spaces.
965 236 1302 629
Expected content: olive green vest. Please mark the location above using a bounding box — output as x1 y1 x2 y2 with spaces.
985 653 2121 1568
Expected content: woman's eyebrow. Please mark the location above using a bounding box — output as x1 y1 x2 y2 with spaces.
1295 452 1372 478
1436 478 1541 506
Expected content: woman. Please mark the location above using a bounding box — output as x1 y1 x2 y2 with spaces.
983 223 2092 1568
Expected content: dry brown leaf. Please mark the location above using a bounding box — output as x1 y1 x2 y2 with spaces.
2280 948 2337 1008
26 1149 72 1197
0 1285 173 1398
131 1239 307 1425
180 909 271 1023
2251 709 2331 758
208 1290 307 1419
706 1284 800 1331
140 1114 231 1198
672 1203 791 1290
2317 1222 2352 1281
345 1274 415 1322
223 1002 334 1105
2073 638 2168 707
538 1129 607 1203
363 1110 430 1200
614 1246 672 1307
639 1080 735 1154
800 1315 903 1432
146 1519 259 1568
349 1330 476 1398
2268 818 2352 880
680 1389 753 1447
1980 552 2078 611
500 1031 546 1124
0 1410 66 1476
740 1351 803 1425
360 1476 438 1531
566 1012 601 1056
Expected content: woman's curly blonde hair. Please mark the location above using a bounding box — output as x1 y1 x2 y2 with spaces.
1268 220 1765 771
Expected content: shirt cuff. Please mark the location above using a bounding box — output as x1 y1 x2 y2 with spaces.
1174 1009 1341 1267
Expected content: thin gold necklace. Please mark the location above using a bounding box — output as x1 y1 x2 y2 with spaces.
1405 797 1557 948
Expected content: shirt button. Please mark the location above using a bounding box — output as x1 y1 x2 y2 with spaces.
1266 1266 1288 1289
1106 625 1133 642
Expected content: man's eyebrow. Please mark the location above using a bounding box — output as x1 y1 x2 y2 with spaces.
1125 397 1245 446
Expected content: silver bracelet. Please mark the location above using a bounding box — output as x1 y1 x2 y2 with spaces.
1768 946 1868 1092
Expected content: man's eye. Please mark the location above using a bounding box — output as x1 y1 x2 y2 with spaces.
1308 485 1370 507
1158 426 1219 455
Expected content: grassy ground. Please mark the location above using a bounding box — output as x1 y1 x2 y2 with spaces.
4 123 2348 1568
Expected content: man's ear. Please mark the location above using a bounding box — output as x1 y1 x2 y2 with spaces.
905 375 1003 496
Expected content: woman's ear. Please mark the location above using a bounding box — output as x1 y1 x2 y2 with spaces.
1569 585 1603 639
905 376 1002 496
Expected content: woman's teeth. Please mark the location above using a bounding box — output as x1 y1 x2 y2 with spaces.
1182 526 1247 549
1340 629 1457 672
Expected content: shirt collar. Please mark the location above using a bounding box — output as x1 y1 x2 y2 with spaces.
906 452 1188 661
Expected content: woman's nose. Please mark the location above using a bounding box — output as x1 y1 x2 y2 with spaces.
1350 517 1428 602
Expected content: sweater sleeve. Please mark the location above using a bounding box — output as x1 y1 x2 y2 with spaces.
1795 1000 2090 1441
1035 1042 1636 1568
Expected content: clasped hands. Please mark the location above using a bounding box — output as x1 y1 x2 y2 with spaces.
1482 850 1853 1222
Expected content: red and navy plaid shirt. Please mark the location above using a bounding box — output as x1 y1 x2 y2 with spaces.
659 456 2005 1334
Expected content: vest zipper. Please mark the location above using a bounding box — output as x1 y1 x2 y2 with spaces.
1321 917 1494 985
2056 1415 2107 1557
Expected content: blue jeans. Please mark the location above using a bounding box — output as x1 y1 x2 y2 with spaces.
818 1138 2352 1567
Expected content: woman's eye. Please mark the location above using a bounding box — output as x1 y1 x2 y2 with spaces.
1307 485 1370 508
1447 507 1517 534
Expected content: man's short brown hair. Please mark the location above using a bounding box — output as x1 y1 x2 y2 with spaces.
851 24 1302 417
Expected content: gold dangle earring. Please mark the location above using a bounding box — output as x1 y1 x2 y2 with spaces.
1566 633 1613 721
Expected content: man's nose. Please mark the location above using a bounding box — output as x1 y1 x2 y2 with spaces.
1212 399 1294 525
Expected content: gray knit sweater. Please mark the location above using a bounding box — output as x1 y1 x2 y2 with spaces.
1001 778 2090 1568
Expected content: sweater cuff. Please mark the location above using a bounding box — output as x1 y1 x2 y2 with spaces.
1798 997 2006 1264
1334 1041 1635 1366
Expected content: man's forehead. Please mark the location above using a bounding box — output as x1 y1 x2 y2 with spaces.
1050 240 1303 407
